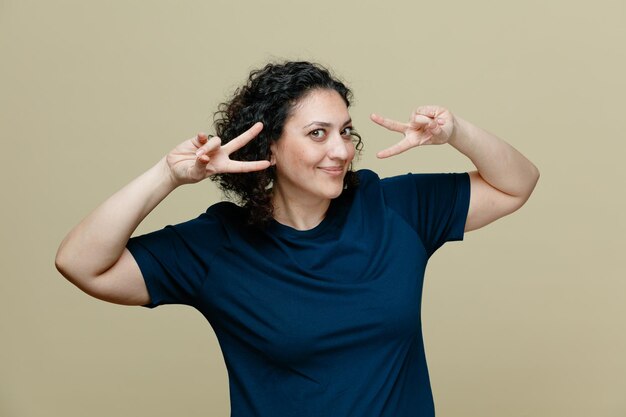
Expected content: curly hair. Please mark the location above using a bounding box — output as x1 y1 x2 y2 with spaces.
211 61 363 226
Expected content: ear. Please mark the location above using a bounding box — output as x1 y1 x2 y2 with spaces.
269 143 277 166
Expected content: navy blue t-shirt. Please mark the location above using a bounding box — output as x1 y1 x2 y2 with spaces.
127 169 470 417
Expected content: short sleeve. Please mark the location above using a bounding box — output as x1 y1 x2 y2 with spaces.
381 172 471 257
126 212 224 309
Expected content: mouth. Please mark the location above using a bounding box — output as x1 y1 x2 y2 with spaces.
318 166 345 176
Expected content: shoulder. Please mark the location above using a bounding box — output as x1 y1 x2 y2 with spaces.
152 201 243 243
356 168 463 187
355 169 438 198
372 171 470 224
205 201 244 219
164 201 238 229
355 168 381 182
353 169 382 196
352 169 458 202
379 171 469 190
199 201 247 233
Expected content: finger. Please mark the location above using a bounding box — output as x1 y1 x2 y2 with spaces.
428 124 443 136
225 159 271 173
415 105 441 118
191 132 209 148
222 122 264 155
412 114 437 127
193 151 210 170
195 136 221 157
376 140 417 159
370 113 407 133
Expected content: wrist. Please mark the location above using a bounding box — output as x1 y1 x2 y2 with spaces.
155 157 180 191
447 116 473 151
447 116 462 146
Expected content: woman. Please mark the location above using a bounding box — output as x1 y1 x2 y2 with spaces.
55 61 539 416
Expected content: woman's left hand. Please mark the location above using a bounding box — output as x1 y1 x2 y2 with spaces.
370 105 456 158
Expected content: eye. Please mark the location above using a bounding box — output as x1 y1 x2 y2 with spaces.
309 129 326 140
341 127 353 137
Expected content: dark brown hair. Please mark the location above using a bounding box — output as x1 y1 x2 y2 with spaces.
211 61 363 226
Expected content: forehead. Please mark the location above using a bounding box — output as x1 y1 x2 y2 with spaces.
287 89 349 123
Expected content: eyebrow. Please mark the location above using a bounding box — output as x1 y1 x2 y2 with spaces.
303 118 352 129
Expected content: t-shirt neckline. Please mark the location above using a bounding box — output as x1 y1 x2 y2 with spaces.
268 194 347 239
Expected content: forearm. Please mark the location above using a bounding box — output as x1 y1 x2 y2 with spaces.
449 116 540 198
55 157 177 280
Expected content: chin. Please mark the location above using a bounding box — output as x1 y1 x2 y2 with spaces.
323 184 345 200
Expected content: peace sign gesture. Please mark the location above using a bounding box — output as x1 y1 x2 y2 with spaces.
166 122 270 186
370 105 456 158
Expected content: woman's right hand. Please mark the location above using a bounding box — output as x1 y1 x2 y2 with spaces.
166 122 270 186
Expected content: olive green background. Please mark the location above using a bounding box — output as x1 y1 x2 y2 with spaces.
1 0 625 416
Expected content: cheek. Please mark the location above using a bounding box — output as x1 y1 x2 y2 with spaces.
277 148 311 173
347 142 356 160
291 151 309 167
295 147 321 167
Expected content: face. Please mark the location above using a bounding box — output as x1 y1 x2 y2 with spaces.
270 89 356 206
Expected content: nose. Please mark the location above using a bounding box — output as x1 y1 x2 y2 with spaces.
326 132 351 161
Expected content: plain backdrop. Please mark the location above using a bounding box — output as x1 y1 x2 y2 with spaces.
1 0 625 416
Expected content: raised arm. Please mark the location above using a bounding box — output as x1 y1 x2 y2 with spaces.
55 123 270 305
447 114 540 231
371 106 540 232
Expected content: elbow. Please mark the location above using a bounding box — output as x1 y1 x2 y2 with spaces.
55 251 96 297
529 163 540 195
55 237 70 276
54 245 82 284
54 249 73 281
518 165 540 209
512 164 540 206
54 245 66 275
520 161 540 198
531 162 540 182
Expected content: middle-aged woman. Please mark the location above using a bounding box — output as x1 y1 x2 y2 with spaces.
56 61 539 416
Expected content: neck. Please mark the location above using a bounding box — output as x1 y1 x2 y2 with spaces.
271 186 331 231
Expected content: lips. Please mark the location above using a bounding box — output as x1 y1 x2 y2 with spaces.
318 166 344 175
